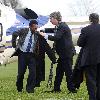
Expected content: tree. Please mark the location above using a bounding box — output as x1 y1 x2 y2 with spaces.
68 0 100 16
0 0 23 9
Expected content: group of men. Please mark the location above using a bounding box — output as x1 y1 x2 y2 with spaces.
12 11 100 100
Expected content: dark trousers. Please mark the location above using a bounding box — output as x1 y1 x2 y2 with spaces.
84 63 100 100
16 52 36 92
36 58 45 86
54 57 74 91
96 63 100 100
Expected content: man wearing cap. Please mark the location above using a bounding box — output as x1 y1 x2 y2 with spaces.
77 13 100 100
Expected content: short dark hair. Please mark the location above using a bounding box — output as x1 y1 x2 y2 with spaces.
29 20 38 26
89 13 99 23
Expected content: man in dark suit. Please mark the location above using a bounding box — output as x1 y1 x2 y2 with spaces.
77 13 100 100
40 11 76 93
12 20 56 93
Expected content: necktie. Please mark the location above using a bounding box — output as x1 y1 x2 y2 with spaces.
26 34 32 52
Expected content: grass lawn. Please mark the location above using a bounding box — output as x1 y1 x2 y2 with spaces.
0 55 89 100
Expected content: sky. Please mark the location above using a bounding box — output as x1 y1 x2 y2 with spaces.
20 0 100 17
20 0 72 16
1 0 100 17
1 0 99 22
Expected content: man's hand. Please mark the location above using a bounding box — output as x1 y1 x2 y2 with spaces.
39 32 46 37
39 32 48 40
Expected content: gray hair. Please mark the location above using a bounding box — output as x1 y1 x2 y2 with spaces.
50 11 62 21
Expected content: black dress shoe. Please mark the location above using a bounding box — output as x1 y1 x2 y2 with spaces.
17 88 22 92
35 83 40 87
68 89 77 93
51 89 61 93
17 89 22 92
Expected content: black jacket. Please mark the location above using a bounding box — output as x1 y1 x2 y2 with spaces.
77 23 100 66
48 22 74 59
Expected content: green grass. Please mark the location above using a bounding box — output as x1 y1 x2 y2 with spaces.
0 55 89 100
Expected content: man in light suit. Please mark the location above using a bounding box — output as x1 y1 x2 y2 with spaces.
77 13 100 100
12 20 56 93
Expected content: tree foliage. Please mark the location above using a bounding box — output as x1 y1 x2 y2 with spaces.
0 0 22 9
68 0 100 16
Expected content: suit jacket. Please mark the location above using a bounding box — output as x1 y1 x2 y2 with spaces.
37 35 56 63
36 36 56 83
12 28 56 63
48 22 74 59
12 28 38 53
77 23 100 66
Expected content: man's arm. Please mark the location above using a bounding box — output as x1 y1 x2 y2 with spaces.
48 27 64 41
12 29 21 48
40 36 56 64
40 25 66 41
77 28 87 47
